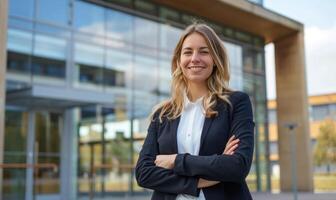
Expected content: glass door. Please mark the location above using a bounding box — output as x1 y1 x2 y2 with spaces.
3 110 28 200
33 112 62 200
3 110 62 200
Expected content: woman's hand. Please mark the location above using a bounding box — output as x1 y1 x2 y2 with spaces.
223 135 239 155
155 154 177 169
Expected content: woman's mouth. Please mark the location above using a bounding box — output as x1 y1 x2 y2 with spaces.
187 66 205 69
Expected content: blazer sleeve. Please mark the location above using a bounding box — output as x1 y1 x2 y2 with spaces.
135 112 200 196
173 92 255 183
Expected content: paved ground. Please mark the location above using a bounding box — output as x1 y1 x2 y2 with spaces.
80 192 336 200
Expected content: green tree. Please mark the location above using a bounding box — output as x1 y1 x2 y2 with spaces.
109 132 131 175
314 119 336 174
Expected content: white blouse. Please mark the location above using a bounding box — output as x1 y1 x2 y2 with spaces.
176 94 206 200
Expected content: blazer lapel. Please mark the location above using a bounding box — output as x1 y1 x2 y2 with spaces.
199 116 214 152
171 116 180 153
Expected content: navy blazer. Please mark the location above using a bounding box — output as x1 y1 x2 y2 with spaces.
135 91 255 200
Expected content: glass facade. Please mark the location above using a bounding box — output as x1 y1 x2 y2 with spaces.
4 0 269 199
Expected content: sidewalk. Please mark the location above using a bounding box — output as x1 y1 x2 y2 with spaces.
252 192 336 200
81 192 336 200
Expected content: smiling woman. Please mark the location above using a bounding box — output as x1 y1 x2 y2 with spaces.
135 23 255 200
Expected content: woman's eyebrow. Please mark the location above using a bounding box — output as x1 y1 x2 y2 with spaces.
182 46 209 51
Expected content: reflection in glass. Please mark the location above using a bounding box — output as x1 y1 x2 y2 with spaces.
106 9 133 42
159 58 171 96
74 42 104 86
135 17 158 48
77 64 103 85
103 68 125 87
134 51 158 93
160 24 181 52
74 1 105 35
225 42 243 90
32 55 66 79
106 48 132 88
9 0 34 18
7 29 33 55
3 110 28 200
78 112 134 195
36 0 69 25
7 51 31 74
34 112 62 195
160 7 180 22
32 34 67 79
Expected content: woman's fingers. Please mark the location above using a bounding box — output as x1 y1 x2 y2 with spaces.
226 143 239 155
227 135 235 144
223 138 239 155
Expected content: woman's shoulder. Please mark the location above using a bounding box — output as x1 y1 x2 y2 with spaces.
228 91 250 103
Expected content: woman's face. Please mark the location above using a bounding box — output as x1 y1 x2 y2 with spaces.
179 32 214 85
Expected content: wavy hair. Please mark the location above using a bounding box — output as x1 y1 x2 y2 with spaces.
152 23 232 122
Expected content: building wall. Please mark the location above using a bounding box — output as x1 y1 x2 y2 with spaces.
268 93 336 173
3 0 308 198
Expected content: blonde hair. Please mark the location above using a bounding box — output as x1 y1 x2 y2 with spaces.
152 23 232 122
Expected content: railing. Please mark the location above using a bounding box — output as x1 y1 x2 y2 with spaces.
0 163 58 172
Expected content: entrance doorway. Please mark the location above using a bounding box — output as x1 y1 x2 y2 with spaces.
3 110 62 200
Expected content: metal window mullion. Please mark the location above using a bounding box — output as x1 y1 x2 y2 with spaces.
25 111 35 200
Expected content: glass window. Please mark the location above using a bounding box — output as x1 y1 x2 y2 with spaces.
243 73 254 96
7 29 33 75
33 34 67 61
8 17 34 30
74 1 105 35
255 76 266 103
106 48 132 88
36 0 69 25
7 29 33 55
74 42 104 86
268 109 277 124
31 56 66 79
243 51 254 72
255 103 266 123
3 110 28 199
160 24 181 52
7 52 30 74
158 53 171 96
134 50 158 93
225 42 243 90
330 104 336 120
106 9 133 42
74 42 104 67
160 7 180 22
31 34 67 79
255 51 264 74
103 68 126 87
134 0 157 15
312 105 330 121
235 31 252 43
9 0 34 18
135 17 158 48
105 0 132 8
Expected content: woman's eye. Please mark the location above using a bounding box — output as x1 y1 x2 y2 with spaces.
183 51 192 55
200 51 209 54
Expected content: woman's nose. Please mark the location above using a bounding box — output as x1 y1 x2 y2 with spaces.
191 52 200 63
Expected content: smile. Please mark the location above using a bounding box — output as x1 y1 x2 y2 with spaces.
187 66 206 69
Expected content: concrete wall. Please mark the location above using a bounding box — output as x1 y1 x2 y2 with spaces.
274 31 314 191
0 0 8 198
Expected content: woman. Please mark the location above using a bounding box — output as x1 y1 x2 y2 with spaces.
135 23 254 200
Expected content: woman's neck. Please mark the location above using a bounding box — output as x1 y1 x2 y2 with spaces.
187 82 208 102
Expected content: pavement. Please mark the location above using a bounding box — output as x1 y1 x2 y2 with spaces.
79 192 336 200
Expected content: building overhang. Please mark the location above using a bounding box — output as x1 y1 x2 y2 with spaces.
6 84 126 110
154 0 303 44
